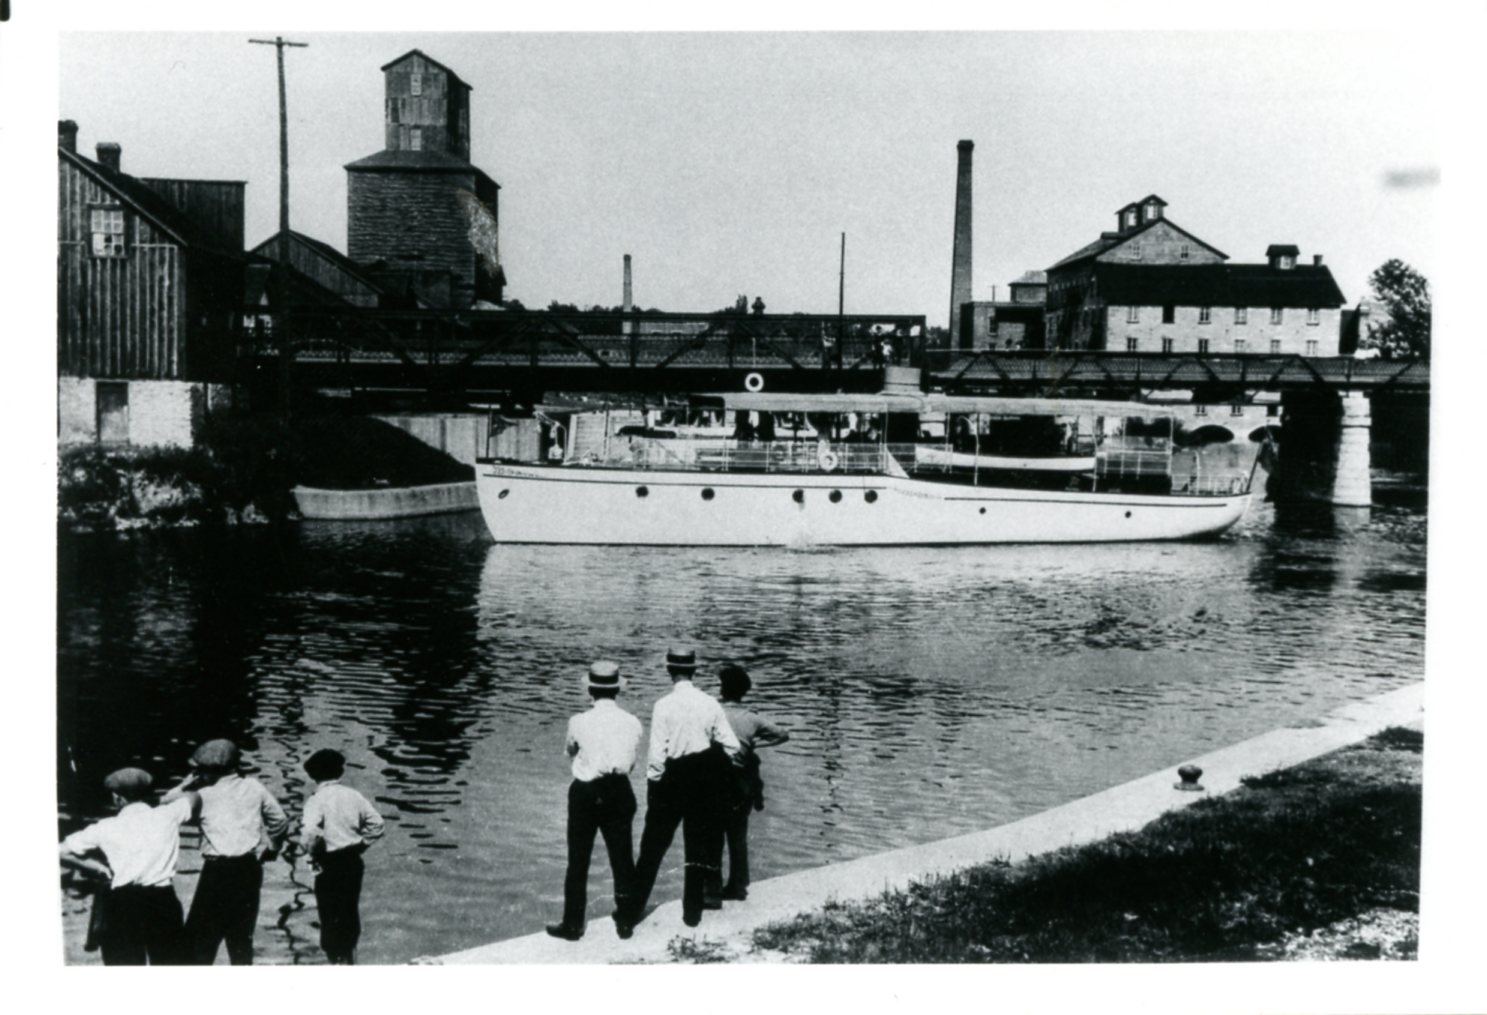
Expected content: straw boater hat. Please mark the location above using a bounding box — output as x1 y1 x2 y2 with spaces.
585 660 626 691
666 647 698 673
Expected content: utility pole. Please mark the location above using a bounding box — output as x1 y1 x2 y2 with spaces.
249 35 308 418
836 232 846 371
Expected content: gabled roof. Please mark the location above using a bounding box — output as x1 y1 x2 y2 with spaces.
1265 244 1300 257
1133 194 1168 208
1010 270 1047 286
61 146 196 248
1092 263 1346 308
378 49 472 89
1049 216 1227 271
249 229 385 294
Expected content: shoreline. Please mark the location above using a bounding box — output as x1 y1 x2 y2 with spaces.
432 682 1423 965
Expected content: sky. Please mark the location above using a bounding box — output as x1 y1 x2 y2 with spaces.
56 31 1440 326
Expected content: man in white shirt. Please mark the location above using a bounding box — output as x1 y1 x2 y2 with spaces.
301 748 385 964
548 660 644 941
163 738 288 965
623 647 741 928
59 767 199 965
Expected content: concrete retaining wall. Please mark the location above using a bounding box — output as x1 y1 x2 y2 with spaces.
292 481 479 520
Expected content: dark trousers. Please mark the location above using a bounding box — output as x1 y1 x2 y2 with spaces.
315 847 366 963
185 854 262 965
562 774 637 929
723 804 750 890
95 885 186 966
628 750 727 924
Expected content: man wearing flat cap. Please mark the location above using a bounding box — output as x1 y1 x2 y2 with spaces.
59 767 200 964
162 738 288 964
624 647 741 929
547 660 644 941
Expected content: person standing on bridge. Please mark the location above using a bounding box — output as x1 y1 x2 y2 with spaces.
547 660 644 942
623 647 741 929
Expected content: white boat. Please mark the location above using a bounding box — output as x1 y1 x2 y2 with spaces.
475 392 1254 546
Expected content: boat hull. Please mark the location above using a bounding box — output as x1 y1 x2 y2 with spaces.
476 461 1250 546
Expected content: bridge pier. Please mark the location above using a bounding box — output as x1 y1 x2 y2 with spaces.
1269 390 1373 507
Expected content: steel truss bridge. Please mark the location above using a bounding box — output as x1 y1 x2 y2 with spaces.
246 307 1429 404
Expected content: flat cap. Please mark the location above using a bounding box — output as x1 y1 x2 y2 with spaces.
103 767 153 795
190 738 241 770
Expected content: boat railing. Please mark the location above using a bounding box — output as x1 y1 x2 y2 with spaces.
584 437 902 475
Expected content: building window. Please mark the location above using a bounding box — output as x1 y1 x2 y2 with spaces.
1231 404 1245 417
1307 307 1320 326
1267 405 1280 418
1198 306 1211 324
410 127 423 151
1280 255 1295 269
1180 244 1190 260
1126 305 1139 324
96 381 129 444
410 72 423 96
1131 243 1143 261
1235 307 1248 325
1270 339 1282 354
89 207 126 257
1126 336 1139 352
1269 307 1283 325
1195 404 1209 416
1198 338 1210 354
1161 337 1174 354
1305 339 1319 356
1162 305 1175 324
1235 338 1248 353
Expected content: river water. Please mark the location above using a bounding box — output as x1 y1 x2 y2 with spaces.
56 494 1427 964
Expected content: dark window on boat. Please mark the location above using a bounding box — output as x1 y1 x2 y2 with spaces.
636 486 649 498
864 490 878 503
792 489 804 504
497 489 510 499
701 488 715 501
829 490 842 503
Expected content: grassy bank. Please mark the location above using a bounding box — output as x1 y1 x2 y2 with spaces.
58 415 473 531
748 727 1421 963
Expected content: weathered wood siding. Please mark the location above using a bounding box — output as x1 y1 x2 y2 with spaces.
58 157 186 379
383 53 470 159
140 178 245 253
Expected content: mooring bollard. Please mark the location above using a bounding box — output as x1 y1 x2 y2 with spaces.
1174 764 1205 792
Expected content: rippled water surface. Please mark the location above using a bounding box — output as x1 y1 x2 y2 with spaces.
57 498 1427 963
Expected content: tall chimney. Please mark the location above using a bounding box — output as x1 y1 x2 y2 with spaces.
949 140 974 345
58 120 78 153
622 254 634 336
96 142 121 172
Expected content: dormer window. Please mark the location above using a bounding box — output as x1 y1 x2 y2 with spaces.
1280 255 1295 270
410 72 423 96
1145 201 1162 221
89 206 126 258
1123 209 1137 230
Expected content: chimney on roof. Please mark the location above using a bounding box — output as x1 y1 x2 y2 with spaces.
96 142 121 172
1313 254 1324 266
59 120 78 153
949 140 974 344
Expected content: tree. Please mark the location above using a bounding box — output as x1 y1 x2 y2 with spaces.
1362 259 1431 360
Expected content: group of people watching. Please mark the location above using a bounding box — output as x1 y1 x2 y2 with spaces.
551 648 789 940
59 740 383 965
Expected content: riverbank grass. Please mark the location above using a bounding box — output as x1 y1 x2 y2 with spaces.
750 727 1421 963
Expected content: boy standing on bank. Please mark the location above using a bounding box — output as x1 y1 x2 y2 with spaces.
713 664 790 901
59 768 200 965
301 748 385 964
163 738 288 965
547 660 643 942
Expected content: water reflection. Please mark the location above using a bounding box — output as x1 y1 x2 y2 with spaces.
57 499 1427 963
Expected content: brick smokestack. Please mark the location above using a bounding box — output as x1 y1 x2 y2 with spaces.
96 142 121 172
59 120 78 153
623 254 634 336
949 140 974 345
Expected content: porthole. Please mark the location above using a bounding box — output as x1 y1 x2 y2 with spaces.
636 486 649 498
829 490 842 503
979 507 986 515
864 490 878 504
1124 510 1132 518
498 489 510 499
701 488 715 501
792 489 805 504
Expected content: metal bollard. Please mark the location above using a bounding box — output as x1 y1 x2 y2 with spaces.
1174 764 1204 792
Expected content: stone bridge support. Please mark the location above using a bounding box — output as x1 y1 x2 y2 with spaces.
1269 390 1372 507
1331 392 1372 507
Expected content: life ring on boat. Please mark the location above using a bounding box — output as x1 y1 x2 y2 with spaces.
744 372 766 393
818 449 839 473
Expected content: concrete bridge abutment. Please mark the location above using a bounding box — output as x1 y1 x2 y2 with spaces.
1269 390 1373 508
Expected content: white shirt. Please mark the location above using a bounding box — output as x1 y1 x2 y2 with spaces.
646 680 741 781
566 699 643 782
62 799 194 889
301 781 385 855
197 774 288 858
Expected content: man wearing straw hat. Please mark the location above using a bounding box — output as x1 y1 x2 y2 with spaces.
546 660 644 941
624 647 741 929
